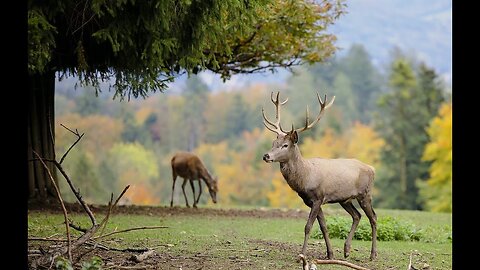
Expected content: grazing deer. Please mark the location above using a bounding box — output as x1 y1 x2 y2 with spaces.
261 92 377 260
170 151 218 208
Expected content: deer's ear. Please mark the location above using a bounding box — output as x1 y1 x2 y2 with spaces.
290 130 298 144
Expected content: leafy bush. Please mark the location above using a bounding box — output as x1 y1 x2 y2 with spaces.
312 215 423 242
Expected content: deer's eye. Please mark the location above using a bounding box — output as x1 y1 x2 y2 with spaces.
282 144 288 148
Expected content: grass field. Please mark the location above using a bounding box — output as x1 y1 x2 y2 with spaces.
28 205 452 269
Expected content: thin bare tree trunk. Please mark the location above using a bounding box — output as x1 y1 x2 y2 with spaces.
28 71 57 200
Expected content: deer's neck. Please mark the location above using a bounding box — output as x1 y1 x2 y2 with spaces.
279 146 308 192
201 169 213 188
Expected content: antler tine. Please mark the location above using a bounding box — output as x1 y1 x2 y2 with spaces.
262 107 278 131
262 91 288 135
295 92 335 134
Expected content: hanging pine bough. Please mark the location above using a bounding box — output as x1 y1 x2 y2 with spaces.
27 0 346 203
28 124 168 269
28 0 346 99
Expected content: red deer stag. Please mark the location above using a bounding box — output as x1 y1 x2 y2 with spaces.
170 151 218 208
261 92 377 260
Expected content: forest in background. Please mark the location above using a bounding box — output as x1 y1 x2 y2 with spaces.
54 44 452 212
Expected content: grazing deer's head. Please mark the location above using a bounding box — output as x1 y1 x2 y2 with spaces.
208 176 218 203
262 91 335 163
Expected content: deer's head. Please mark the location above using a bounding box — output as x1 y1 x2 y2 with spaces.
262 91 335 163
208 176 218 203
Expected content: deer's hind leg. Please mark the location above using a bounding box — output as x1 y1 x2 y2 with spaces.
357 195 377 260
189 180 197 208
170 173 177 207
340 201 362 258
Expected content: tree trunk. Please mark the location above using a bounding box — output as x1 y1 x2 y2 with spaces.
28 71 57 201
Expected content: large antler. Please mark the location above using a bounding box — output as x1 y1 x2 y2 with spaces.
262 92 289 135
293 92 335 134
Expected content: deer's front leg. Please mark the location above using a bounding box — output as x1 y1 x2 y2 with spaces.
317 206 333 259
181 178 190 208
189 180 197 208
302 201 321 255
195 180 202 205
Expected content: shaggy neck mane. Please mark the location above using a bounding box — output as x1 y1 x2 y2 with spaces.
280 145 307 192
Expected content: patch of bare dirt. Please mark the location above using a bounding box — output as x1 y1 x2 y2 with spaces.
28 201 310 219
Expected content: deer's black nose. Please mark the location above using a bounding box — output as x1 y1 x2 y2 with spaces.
263 153 270 161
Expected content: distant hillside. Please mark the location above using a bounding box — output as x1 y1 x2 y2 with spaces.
332 0 452 84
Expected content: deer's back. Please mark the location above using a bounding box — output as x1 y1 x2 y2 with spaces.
306 158 375 202
171 152 206 179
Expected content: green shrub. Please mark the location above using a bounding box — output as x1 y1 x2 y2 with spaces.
312 215 422 242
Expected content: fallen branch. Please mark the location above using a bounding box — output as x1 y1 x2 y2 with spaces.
407 251 418 270
56 124 96 226
67 218 88 233
105 265 151 270
33 150 72 262
130 249 156 263
299 254 371 270
59 123 84 164
29 125 169 269
313 259 371 270
98 185 130 237
29 225 168 243
28 237 69 242
84 241 153 253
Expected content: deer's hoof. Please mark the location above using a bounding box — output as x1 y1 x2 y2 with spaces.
370 251 377 261
327 252 334 260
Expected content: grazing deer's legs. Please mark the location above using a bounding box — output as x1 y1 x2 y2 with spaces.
358 196 377 260
302 201 321 255
340 201 362 258
181 178 190 208
170 174 177 207
189 180 198 208
316 206 333 259
195 180 202 205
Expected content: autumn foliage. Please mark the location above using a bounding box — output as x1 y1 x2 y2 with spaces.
419 103 452 212
52 46 450 212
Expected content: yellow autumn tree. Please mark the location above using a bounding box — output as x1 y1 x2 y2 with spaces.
267 174 305 209
106 142 160 205
419 102 452 212
301 128 346 158
345 122 385 169
345 122 385 197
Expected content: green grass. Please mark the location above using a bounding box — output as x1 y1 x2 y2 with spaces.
28 207 452 270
